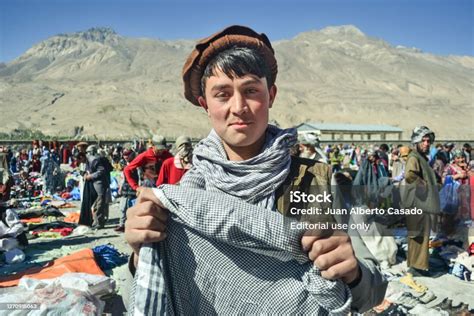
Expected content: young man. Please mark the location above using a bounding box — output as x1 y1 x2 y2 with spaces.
125 25 386 314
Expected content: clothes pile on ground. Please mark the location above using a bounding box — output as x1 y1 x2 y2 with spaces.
12 203 78 239
60 169 83 201
0 194 83 270
363 231 474 315
0 244 128 315
10 172 43 200
0 208 28 265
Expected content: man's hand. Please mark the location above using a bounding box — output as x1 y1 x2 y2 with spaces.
301 230 360 284
125 187 168 267
135 186 145 196
84 174 92 181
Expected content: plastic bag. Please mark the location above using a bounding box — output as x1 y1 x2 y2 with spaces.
439 176 460 214
19 272 116 297
0 280 105 316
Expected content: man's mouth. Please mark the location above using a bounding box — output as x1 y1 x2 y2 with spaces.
229 121 252 127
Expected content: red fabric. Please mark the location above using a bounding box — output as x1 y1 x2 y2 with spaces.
124 148 173 190
61 192 72 199
31 227 74 237
156 157 188 186
62 148 71 164
31 159 41 173
469 242 474 256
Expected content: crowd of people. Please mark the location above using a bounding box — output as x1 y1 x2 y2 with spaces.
0 133 472 240
1 134 472 236
0 136 195 230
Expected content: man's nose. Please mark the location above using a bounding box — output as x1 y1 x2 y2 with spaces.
230 92 247 115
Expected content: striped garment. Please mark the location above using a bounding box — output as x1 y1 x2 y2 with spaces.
130 126 352 315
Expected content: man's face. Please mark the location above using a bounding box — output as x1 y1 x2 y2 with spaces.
198 69 276 153
417 136 432 154
455 156 465 165
143 163 157 179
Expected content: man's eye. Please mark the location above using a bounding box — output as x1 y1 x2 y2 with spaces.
246 88 258 94
215 92 229 99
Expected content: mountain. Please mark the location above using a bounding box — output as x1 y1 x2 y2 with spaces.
0 26 472 140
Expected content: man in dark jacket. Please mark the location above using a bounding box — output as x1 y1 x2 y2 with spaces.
84 145 112 229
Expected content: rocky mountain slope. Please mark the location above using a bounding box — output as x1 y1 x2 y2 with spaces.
0 26 472 140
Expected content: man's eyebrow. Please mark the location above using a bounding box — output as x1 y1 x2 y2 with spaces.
241 78 261 86
210 84 231 91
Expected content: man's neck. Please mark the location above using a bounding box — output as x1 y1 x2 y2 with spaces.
416 148 429 160
223 135 266 161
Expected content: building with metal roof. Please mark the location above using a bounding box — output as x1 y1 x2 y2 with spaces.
295 122 403 141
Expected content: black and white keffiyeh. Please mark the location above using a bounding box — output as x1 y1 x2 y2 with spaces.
192 125 296 209
130 125 352 315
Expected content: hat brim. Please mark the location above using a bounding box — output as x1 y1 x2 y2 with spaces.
182 25 278 106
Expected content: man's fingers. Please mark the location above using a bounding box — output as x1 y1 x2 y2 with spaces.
306 237 341 261
320 258 358 281
301 228 335 251
313 241 353 271
127 201 168 222
301 236 319 252
137 187 161 205
129 229 167 244
132 215 167 232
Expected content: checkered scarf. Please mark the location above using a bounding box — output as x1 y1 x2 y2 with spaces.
192 125 296 209
130 126 352 315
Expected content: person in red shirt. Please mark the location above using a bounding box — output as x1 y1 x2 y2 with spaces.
124 135 173 195
30 155 41 173
157 136 193 185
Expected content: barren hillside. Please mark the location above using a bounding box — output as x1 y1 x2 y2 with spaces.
0 26 472 139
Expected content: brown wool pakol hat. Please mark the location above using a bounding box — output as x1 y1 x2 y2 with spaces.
182 25 278 106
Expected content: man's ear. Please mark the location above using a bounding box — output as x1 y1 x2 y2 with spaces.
197 96 210 116
269 85 277 109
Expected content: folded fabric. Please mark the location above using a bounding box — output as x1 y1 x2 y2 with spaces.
0 237 19 251
92 244 128 271
28 221 77 232
32 231 63 238
0 209 24 238
64 212 80 223
31 227 74 237
15 206 65 219
0 248 104 287
4 248 25 264
59 202 76 208
131 185 352 315
20 217 43 224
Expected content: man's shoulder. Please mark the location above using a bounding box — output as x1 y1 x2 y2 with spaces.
163 156 174 165
161 151 173 160
289 156 331 181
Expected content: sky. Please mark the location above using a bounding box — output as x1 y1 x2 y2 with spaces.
0 0 472 62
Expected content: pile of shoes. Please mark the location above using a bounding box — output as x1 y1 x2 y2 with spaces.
432 298 471 315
